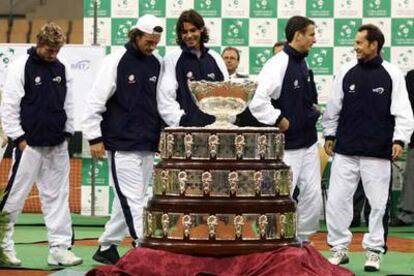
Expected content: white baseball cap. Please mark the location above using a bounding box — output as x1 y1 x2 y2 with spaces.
131 14 163 35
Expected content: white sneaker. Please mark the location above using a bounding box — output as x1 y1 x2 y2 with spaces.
364 250 381 272
48 248 83 266
328 249 349 265
3 250 22 266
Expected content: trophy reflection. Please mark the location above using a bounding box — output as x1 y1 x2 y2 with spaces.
188 80 257 128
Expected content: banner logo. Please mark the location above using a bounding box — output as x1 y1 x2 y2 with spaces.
397 49 413 68
283 0 296 9
199 0 212 9
397 20 413 38
368 0 381 9
144 0 157 9
311 0 325 9
254 49 272 66
116 0 129 9
71 60 91 71
254 0 268 9
255 21 271 37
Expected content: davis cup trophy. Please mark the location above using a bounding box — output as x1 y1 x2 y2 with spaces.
188 80 257 128
140 80 298 256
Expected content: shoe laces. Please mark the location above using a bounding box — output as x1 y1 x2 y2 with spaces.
52 248 76 257
330 250 347 259
366 251 380 263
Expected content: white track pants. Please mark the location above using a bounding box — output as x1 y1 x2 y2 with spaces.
326 153 391 253
0 142 72 252
99 150 154 247
283 142 322 240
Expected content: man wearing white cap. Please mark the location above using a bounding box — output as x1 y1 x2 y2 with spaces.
83 14 163 264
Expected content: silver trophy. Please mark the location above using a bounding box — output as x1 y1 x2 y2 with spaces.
188 80 257 128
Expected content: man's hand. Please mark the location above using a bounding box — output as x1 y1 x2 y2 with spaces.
277 117 290 132
90 142 105 159
18 140 28 151
392 143 403 160
313 103 321 114
324 140 335 156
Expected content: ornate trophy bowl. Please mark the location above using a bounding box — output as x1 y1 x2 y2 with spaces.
188 80 257 128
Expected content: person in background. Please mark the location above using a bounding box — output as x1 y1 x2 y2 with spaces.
0 22 82 266
221 47 265 127
221 47 248 79
249 16 322 243
82 14 163 265
390 69 414 227
157 9 228 127
322 24 414 272
273 41 284 55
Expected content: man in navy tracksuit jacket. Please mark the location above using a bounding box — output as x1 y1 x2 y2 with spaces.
157 9 228 127
82 15 163 265
322 24 414 271
249 16 322 243
0 22 82 266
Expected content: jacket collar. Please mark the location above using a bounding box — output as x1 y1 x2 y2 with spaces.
125 41 147 59
283 43 308 60
27 46 58 64
180 43 209 57
358 55 383 68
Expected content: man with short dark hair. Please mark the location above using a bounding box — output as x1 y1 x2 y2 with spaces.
322 24 414 271
0 22 82 266
221 47 247 79
83 14 163 264
157 9 228 127
249 16 322 243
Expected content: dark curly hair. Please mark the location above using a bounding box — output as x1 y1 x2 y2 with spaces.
175 9 209 46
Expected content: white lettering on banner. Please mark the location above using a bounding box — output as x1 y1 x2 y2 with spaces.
71 60 91 71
